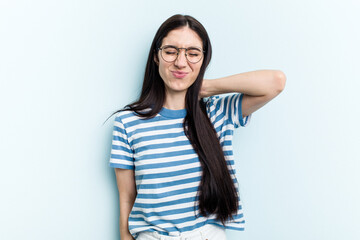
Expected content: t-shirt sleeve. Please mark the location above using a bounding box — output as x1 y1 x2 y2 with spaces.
109 114 135 170
205 93 251 128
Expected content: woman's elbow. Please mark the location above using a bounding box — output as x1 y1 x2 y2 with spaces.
274 70 287 93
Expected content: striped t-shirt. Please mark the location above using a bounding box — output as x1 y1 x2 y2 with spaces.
109 93 252 239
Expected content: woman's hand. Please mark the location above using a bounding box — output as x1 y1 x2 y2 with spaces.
121 233 135 240
199 79 210 99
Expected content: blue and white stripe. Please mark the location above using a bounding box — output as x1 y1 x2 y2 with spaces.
109 93 251 238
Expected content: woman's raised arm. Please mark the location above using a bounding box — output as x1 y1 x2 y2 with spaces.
200 69 286 117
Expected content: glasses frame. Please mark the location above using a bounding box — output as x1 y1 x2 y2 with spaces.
157 45 205 64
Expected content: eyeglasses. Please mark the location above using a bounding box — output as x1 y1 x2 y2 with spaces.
158 45 205 64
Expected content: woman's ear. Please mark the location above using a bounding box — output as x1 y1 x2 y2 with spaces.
154 55 159 66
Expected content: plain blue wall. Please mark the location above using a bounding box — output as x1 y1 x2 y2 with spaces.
1 0 359 239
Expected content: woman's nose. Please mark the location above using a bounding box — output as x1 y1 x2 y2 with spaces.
174 50 187 68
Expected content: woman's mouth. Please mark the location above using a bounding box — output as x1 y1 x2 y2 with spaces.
172 71 188 79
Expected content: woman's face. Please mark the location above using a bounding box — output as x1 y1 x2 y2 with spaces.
155 26 204 97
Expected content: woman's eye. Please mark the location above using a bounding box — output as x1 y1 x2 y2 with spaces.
165 51 177 55
189 54 199 56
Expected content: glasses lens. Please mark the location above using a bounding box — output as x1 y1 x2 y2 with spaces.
161 46 178 62
186 48 203 63
160 46 203 63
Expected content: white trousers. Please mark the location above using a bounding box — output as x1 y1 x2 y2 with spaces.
136 224 227 240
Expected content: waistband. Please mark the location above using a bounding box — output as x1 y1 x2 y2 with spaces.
150 223 224 240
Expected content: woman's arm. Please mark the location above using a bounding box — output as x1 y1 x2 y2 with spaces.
115 168 137 240
200 69 286 117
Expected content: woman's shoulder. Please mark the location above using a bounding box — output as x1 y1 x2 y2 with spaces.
203 95 221 105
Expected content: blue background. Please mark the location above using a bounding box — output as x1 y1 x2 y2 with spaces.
1 0 359 239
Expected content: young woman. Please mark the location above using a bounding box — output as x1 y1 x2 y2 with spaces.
108 14 286 240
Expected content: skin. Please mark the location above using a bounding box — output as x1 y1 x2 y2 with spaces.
154 26 204 110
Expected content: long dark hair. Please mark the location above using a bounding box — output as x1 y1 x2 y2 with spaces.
105 14 238 226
